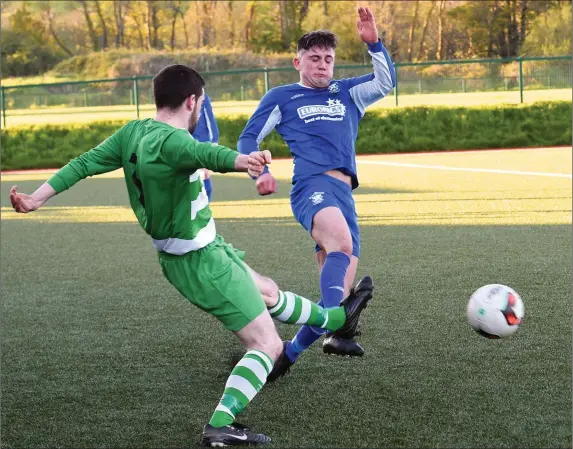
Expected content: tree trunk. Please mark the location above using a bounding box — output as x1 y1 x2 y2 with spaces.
300 0 310 25
202 1 211 46
147 1 160 49
486 1 498 57
45 4 74 56
436 0 446 60
416 2 436 61
178 9 189 47
323 0 328 16
114 1 127 48
147 1 153 48
245 1 255 50
93 0 108 49
170 1 181 49
407 0 420 62
78 0 99 51
518 0 528 44
228 1 235 46
509 0 520 56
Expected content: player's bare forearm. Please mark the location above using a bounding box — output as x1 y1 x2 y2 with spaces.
10 182 56 213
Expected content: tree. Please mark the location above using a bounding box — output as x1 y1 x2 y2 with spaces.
78 0 99 51
407 0 420 62
417 2 436 61
522 2 572 56
1 3 65 76
42 1 75 57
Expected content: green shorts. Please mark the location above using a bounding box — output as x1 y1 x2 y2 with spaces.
158 235 266 332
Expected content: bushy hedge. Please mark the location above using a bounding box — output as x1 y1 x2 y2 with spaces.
2 102 570 171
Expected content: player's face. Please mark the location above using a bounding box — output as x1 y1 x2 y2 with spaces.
294 46 335 89
187 94 204 134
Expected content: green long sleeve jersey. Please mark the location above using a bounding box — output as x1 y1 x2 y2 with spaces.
47 119 239 255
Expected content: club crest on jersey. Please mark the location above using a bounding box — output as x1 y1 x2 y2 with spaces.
328 82 340 94
309 192 325 205
297 98 346 124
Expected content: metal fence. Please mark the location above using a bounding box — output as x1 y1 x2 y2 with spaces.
1 55 570 127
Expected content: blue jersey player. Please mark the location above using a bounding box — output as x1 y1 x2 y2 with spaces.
238 7 395 381
191 93 219 201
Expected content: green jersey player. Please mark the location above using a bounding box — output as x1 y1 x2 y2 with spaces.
9 64 374 447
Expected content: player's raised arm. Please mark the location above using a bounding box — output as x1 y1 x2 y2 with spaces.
344 6 396 116
10 124 127 213
237 90 281 195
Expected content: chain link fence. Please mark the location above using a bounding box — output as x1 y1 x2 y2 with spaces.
1 56 570 127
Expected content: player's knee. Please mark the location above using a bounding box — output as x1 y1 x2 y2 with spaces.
262 334 283 362
337 239 353 257
249 332 282 362
326 237 352 257
261 275 278 298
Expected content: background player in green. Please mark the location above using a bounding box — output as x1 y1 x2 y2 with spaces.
9 64 373 446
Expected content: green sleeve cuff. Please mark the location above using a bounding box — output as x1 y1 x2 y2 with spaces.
221 148 239 171
46 173 68 194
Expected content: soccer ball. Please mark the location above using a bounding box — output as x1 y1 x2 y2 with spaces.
467 284 524 338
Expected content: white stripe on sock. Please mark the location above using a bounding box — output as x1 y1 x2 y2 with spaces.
246 350 273 374
276 292 296 322
227 375 258 401
215 404 235 418
296 295 312 325
268 291 285 314
320 314 329 329
236 358 267 385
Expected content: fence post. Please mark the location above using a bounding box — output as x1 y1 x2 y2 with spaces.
1 86 6 128
264 68 270 93
133 77 140 118
518 58 524 103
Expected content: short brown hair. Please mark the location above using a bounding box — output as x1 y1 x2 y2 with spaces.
152 64 205 110
297 30 338 54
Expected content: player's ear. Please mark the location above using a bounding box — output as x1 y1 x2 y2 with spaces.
293 57 301 70
185 94 196 111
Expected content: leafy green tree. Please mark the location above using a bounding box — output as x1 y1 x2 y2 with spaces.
1 3 65 76
522 2 572 56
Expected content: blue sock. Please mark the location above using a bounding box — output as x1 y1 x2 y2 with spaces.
319 251 350 308
285 252 350 363
204 178 212 201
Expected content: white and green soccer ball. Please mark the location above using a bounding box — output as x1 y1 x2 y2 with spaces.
467 284 524 338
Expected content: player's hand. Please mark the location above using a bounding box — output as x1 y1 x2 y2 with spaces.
247 150 272 178
9 186 42 213
256 173 278 196
357 6 379 45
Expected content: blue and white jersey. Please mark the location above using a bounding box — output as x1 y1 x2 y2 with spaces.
192 94 220 143
238 40 395 189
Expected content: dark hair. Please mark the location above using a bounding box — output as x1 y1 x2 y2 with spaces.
297 30 338 53
152 64 205 110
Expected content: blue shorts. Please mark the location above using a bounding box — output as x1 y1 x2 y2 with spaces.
290 174 360 258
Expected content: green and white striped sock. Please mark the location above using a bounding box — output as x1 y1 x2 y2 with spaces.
268 290 346 331
209 350 273 428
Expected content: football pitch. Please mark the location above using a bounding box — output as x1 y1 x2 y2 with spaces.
1 147 572 448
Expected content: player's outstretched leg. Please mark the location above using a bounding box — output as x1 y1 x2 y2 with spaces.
201 311 280 447
201 350 273 446
267 275 374 382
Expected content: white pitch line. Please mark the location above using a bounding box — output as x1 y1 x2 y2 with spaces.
357 160 572 178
